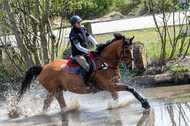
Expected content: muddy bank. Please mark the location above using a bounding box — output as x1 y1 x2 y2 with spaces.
128 53 190 88
129 72 190 88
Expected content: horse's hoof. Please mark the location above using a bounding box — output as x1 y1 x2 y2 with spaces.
141 99 151 109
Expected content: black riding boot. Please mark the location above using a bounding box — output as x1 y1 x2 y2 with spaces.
82 70 90 91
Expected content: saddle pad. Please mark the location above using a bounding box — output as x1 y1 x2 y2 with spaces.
66 59 96 79
67 59 79 67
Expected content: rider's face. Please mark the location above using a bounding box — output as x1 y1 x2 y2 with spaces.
75 21 82 28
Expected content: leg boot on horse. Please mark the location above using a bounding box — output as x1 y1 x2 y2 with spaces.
106 82 150 109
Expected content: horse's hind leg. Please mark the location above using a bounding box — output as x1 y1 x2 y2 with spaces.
43 93 54 111
54 90 66 110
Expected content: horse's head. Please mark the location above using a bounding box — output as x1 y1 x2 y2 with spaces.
96 33 135 70
116 34 135 70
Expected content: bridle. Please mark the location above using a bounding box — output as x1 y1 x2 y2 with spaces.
94 36 134 71
120 37 134 70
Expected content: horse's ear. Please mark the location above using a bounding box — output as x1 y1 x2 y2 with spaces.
113 33 122 39
130 36 135 43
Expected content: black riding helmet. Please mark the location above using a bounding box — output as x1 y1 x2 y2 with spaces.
70 15 82 26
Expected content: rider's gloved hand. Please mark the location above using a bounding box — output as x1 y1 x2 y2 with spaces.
90 51 96 55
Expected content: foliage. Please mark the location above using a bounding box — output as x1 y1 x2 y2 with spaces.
116 2 140 16
172 65 189 72
118 63 137 81
0 61 24 83
166 62 189 73
75 0 131 19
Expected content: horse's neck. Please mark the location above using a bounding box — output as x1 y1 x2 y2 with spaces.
100 41 121 67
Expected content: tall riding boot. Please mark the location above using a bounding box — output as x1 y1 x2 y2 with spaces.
82 70 90 91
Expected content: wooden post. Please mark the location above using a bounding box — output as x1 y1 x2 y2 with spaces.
86 22 93 35
84 22 94 48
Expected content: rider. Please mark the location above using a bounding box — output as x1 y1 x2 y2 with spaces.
69 15 98 91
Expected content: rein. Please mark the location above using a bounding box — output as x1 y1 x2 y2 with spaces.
94 36 134 71
94 56 119 71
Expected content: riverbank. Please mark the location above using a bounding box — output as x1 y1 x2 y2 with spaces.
126 56 190 88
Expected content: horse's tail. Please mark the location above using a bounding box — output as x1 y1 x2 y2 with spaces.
17 65 43 102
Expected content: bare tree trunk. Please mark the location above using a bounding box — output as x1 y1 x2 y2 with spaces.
31 20 42 65
160 0 167 65
39 26 49 64
48 18 55 62
169 10 177 59
182 38 190 59
150 0 166 66
3 0 34 68
178 36 186 57
0 49 2 63
38 0 51 64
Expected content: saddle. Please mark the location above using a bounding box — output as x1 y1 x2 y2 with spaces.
66 54 101 93
66 54 96 79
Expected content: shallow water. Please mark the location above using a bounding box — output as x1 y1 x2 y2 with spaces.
0 84 190 126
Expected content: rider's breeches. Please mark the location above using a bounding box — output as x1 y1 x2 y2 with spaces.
73 55 90 72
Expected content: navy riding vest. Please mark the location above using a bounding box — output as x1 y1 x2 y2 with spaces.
69 26 89 57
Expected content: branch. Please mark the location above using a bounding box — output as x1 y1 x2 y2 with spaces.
0 37 25 72
11 3 40 24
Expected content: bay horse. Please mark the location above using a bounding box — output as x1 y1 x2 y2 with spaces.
17 33 150 111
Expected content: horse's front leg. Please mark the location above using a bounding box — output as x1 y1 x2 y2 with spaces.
111 91 118 100
126 85 150 109
108 83 150 109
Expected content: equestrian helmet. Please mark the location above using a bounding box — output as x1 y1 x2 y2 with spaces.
70 15 82 25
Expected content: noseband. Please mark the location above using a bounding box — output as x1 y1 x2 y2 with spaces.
94 36 134 71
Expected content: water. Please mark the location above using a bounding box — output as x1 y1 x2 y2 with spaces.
0 84 190 126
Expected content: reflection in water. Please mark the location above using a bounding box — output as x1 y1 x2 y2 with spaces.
0 85 190 126
154 102 190 126
136 109 151 126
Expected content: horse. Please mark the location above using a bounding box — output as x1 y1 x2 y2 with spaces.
17 33 150 111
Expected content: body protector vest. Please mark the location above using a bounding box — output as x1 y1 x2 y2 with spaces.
69 26 90 57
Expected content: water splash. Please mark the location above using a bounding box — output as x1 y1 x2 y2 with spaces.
107 92 134 109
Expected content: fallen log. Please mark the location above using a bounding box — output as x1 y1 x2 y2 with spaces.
129 72 190 88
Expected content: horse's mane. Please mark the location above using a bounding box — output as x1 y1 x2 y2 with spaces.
96 33 123 55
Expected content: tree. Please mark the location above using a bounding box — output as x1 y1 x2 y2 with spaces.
149 0 190 66
1 0 59 69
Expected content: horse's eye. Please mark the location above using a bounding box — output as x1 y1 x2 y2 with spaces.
125 50 129 53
